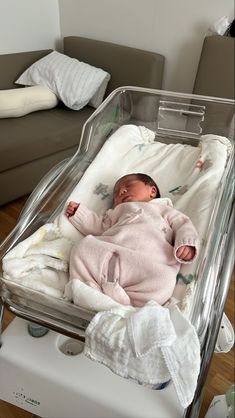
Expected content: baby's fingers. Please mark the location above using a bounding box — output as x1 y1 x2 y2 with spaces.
176 246 186 258
176 246 195 261
68 201 78 209
65 201 79 217
182 250 193 261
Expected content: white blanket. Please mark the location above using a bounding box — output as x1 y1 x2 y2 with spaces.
3 223 72 298
84 300 200 408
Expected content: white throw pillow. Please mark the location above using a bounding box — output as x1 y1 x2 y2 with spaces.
89 73 110 108
15 51 111 110
0 85 59 118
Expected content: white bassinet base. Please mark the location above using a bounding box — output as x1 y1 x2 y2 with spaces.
0 316 183 418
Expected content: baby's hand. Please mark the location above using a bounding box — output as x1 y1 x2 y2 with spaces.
65 201 79 217
176 245 196 261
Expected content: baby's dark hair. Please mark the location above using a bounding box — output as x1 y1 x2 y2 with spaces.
133 173 161 198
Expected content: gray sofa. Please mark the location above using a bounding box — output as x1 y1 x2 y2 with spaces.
0 36 165 206
193 35 234 99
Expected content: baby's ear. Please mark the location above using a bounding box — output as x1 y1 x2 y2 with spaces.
150 186 158 198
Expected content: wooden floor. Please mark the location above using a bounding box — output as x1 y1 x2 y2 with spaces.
0 196 234 418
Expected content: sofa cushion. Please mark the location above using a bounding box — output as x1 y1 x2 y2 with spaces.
0 86 58 118
15 51 111 110
0 104 93 173
64 36 165 96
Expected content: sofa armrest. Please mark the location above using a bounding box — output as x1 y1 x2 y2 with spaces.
193 35 235 99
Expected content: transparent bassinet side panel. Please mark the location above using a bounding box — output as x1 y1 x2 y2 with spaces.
111 88 234 141
0 87 234 262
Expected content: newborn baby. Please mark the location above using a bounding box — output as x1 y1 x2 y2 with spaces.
65 173 199 307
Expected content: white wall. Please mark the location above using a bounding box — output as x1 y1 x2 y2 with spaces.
0 0 233 92
59 0 234 93
0 0 61 54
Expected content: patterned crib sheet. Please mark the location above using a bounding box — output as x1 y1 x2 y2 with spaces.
3 124 231 315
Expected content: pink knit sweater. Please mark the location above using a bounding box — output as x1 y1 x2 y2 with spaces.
69 199 199 307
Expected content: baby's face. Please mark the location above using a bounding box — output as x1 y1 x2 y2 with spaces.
113 175 157 207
